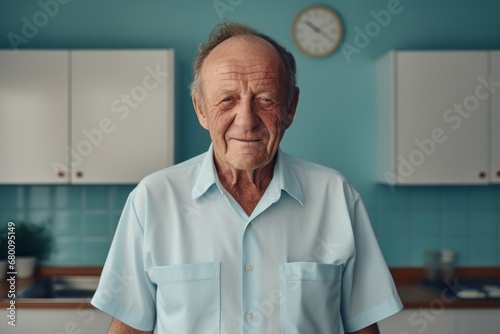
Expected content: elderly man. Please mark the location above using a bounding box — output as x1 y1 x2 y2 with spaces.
91 22 402 334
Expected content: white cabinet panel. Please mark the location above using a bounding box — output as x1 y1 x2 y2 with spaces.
377 51 492 185
0 51 69 183
379 308 500 334
490 51 500 183
457 309 500 334
0 307 112 333
70 50 174 184
378 309 457 334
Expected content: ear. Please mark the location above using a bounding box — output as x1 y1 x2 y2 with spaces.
284 87 300 129
192 95 209 130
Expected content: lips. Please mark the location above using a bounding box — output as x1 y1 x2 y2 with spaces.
232 138 261 142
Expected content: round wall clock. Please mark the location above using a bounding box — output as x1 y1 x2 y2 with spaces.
292 5 343 58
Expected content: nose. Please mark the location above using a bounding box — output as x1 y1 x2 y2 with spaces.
234 98 259 131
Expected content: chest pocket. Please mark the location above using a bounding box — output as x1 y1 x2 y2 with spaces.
280 262 343 334
152 262 220 334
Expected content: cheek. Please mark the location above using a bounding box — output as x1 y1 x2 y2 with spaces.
262 112 286 135
209 110 234 136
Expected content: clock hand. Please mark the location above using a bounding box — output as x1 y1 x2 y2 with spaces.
305 20 321 33
305 20 335 42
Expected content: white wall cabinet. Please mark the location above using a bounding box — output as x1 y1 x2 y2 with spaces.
0 51 69 184
0 49 174 184
377 51 499 185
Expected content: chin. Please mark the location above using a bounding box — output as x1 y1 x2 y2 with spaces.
230 156 271 171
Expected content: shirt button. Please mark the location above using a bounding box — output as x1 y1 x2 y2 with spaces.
247 223 252 229
245 264 254 272
246 312 255 320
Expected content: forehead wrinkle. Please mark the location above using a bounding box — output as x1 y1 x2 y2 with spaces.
216 63 280 82
210 81 279 100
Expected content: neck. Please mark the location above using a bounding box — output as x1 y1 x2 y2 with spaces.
215 157 276 215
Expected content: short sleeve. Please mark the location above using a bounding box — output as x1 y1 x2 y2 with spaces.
341 194 403 332
91 191 156 331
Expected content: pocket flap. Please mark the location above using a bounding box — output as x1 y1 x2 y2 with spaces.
152 262 220 284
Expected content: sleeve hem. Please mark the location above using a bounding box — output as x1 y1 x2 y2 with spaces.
91 292 155 332
343 296 404 333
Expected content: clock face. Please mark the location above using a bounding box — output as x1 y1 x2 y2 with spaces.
292 6 343 58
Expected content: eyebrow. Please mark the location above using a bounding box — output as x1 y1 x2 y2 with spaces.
214 85 281 97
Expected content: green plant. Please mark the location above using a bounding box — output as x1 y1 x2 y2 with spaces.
15 222 52 260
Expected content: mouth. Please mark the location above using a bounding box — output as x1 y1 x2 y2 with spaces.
232 138 261 143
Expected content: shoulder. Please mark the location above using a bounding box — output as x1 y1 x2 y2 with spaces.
285 153 346 177
143 151 205 182
283 152 353 185
282 152 360 202
131 151 207 197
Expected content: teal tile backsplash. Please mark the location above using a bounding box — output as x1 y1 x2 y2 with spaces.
0 184 499 267
0 184 134 266
373 185 500 267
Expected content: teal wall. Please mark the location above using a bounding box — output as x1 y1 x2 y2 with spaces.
1 0 500 267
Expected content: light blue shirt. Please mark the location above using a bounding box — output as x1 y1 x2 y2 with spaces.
91 146 403 334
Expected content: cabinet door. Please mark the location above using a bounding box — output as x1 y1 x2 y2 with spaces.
0 51 69 183
456 309 500 334
378 309 458 334
491 51 500 183
70 50 174 183
0 308 112 333
395 52 489 184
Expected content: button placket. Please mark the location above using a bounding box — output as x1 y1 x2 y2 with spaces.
241 218 260 331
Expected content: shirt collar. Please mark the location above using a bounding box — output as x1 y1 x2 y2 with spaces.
191 144 219 200
271 148 304 205
191 145 304 206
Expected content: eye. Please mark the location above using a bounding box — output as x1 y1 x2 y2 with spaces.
218 96 236 110
256 97 277 110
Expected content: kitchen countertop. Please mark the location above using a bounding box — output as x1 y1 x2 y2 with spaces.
2 266 499 309
1 267 101 309
391 267 500 308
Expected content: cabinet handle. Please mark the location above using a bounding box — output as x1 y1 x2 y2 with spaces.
57 171 65 178
478 171 486 179
76 171 83 178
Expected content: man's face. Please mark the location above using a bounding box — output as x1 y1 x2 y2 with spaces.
193 36 299 172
